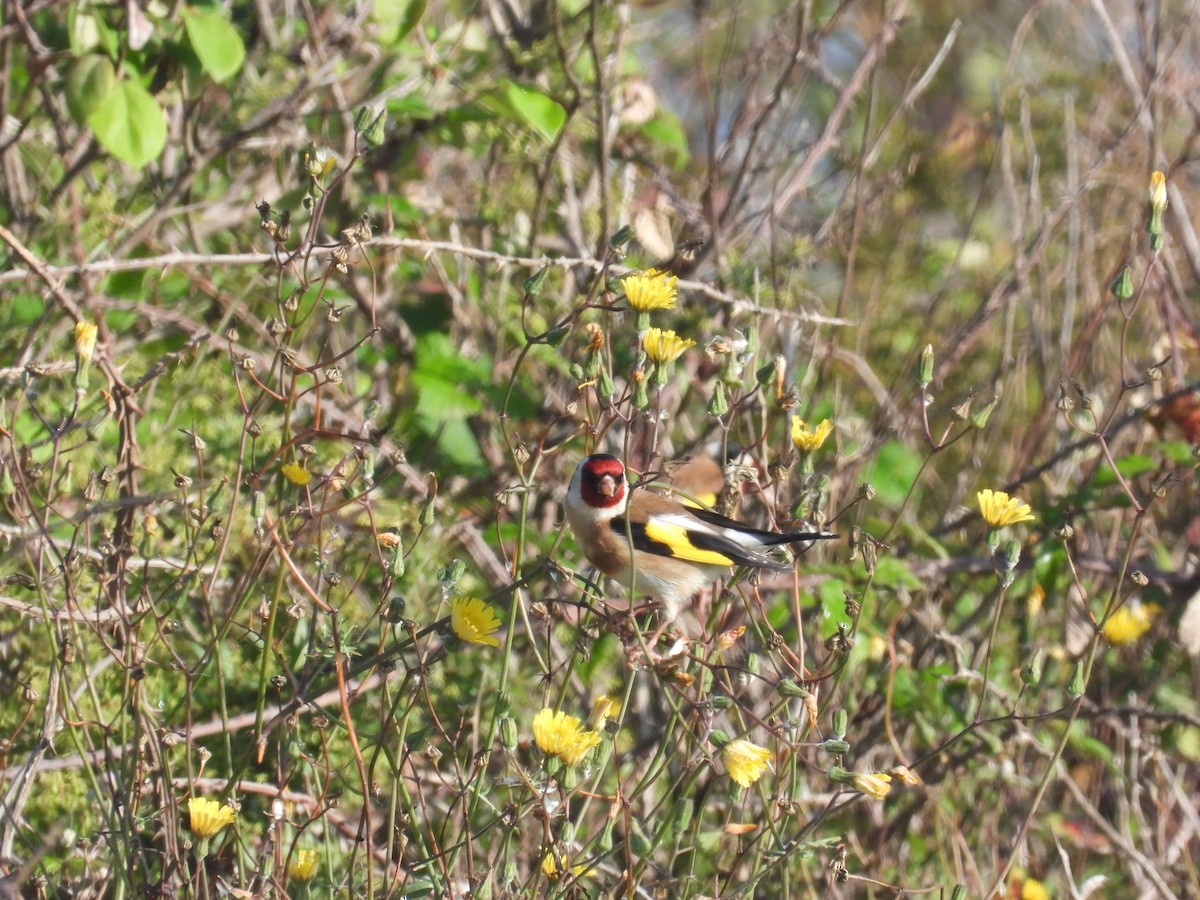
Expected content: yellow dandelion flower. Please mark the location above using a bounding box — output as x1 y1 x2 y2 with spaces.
721 738 772 788
187 796 237 838
589 695 621 730
450 596 502 648
791 417 833 452
977 488 1035 528
642 327 696 365
1149 171 1167 215
541 850 587 881
281 462 312 486
1021 877 1051 900
289 848 319 882
1102 600 1158 645
621 268 678 312
848 771 892 799
533 708 603 767
74 321 98 363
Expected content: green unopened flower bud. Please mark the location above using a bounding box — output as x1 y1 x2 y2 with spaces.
672 798 693 832
970 394 1000 429
609 224 635 248
754 359 775 387
388 538 404 578
821 738 851 755
598 369 615 399
597 819 615 852
0 464 12 496
354 105 376 132
918 343 934 388
831 708 848 740
1068 660 1086 698
826 765 850 783
590 739 613 771
499 716 518 751
708 729 732 749
524 265 549 296
629 820 652 857
252 490 265 521
439 559 467 589
708 382 729 417
420 483 437 527
1110 265 1133 301
1003 539 1021 572
708 695 733 711
1021 648 1045 686
501 860 518 886
951 887 967 900
361 107 387 146
633 369 650 409
745 652 760 677
777 678 807 699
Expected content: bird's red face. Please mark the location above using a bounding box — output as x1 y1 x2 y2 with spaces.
576 454 627 509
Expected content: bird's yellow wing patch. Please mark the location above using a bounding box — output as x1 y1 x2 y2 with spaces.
643 519 734 567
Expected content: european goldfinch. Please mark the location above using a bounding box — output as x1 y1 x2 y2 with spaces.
565 454 836 621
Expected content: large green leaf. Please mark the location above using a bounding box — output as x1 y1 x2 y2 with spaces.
183 8 246 83
66 54 116 125
639 111 690 170
503 81 566 142
87 79 167 168
869 440 924 508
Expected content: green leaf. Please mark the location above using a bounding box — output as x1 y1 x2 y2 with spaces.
816 577 855 637
1167 724 1200 763
183 8 246 83
872 557 924 591
66 55 116 124
87 79 166 168
1092 453 1155 488
869 440 924 508
372 0 426 42
503 81 566 142
639 111 690 170
68 7 102 53
412 375 482 421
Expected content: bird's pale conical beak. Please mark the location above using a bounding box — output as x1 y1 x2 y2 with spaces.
597 474 617 499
